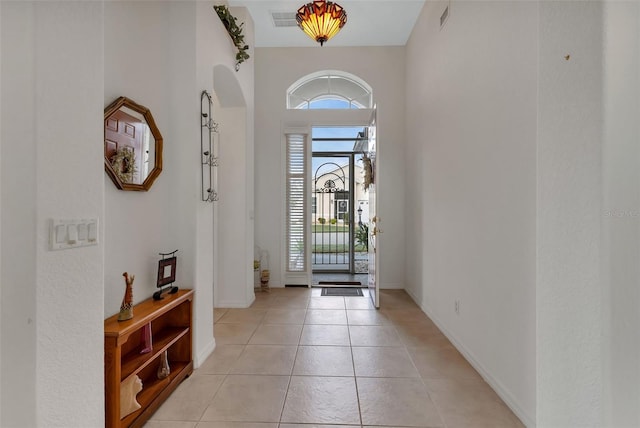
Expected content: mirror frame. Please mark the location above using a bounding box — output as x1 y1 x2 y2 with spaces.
104 96 163 191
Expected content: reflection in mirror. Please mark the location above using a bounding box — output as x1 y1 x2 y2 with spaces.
105 107 155 184
104 97 163 191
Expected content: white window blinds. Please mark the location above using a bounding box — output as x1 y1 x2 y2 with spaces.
286 133 307 272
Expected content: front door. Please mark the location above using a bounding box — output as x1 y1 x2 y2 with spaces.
311 154 354 273
105 109 148 184
367 107 379 308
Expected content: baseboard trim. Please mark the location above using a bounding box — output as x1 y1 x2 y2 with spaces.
418 299 535 428
194 338 216 369
379 282 404 290
404 286 420 303
215 293 256 309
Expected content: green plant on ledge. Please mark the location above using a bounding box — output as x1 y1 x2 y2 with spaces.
214 5 250 71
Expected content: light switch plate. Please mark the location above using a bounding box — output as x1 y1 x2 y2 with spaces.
50 218 99 250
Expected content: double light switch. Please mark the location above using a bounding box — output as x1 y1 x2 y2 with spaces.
50 218 99 250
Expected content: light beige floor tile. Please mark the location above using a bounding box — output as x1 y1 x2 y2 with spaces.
345 296 375 309
381 308 434 324
270 295 310 309
217 308 267 324
378 290 420 309
214 323 259 345
281 425 359 428
352 346 419 378
293 345 354 376
346 309 390 325
200 375 289 422
249 293 277 308
230 345 297 375
349 325 403 347
407 346 483 381
305 309 348 325
390 316 442 335
281 376 361 425
300 324 351 346
271 286 312 296
248 324 303 345
213 308 228 323
143 422 197 428
392 317 441 331
196 423 277 428
391 325 437 340
263 308 307 324
395 327 454 349
426 378 524 427
198 345 245 375
308 296 346 309
357 377 444 427
396 327 453 350
162 288 518 428
152 375 225 421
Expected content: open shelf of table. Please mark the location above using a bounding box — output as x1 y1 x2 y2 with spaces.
104 289 194 428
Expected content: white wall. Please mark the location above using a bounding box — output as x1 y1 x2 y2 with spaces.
104 0 186 315
194 0 248 362
104 0 213 360
602 2 640 426
537 2 605 426
0 0 251 423
0 4 3 421
1 2 105 426
405 1 537 425
216 106 252 307
105 0 254 363
254 46 406 289
211 5 256 309
239 7 256 306
1 3 37 425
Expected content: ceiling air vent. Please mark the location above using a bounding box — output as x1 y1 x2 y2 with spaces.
272 11 298 28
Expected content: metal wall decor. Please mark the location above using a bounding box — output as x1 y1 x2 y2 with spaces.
201 90 219 202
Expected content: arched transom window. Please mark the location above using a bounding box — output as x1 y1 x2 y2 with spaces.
287 70 373 110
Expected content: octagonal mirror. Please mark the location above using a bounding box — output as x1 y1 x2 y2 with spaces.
104 97 163 191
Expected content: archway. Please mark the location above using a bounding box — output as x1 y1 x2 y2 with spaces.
212 64 254 308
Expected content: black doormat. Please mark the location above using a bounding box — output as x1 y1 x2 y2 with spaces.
321 287 364 297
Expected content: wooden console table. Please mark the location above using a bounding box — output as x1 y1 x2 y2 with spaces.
104 289 194 428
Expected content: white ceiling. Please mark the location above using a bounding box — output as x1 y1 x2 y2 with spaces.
228 0 426 47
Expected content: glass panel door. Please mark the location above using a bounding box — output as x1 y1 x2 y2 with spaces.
311 155 353 272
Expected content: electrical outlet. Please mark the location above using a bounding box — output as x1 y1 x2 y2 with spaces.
454 299 460 315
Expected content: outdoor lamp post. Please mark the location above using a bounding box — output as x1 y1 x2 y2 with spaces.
357 206 363 228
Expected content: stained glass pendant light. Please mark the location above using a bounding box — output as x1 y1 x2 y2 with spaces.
296 0 347 46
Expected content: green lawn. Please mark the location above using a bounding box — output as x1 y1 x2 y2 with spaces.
312 244 367 253
312 224 350 233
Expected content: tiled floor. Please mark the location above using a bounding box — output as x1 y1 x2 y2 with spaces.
146 288 524 428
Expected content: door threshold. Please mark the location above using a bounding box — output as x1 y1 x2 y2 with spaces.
317 281 362 286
